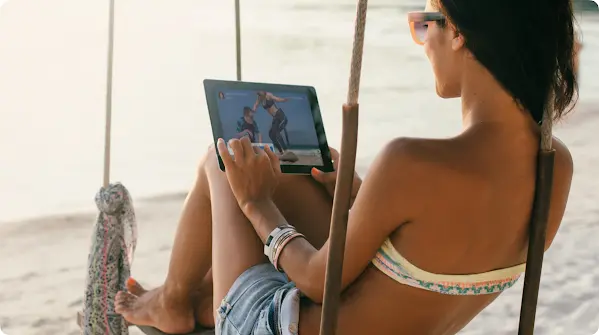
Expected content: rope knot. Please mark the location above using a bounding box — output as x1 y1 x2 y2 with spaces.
95 182 128 215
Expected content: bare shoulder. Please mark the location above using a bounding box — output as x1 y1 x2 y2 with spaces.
552 136 574 178
380 136 446 162
550 136 574 214
544 136 574 249
380 136 465 176
369 137 460 218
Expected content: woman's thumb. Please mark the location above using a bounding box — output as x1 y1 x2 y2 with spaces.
311 168 332 183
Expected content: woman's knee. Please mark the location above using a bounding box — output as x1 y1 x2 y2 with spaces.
195 144 227 194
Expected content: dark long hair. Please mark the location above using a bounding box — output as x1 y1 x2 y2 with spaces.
439 0 578 123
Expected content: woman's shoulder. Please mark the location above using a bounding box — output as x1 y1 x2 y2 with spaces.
378 136 461 173
383 135 572 174
361 137 466 222
552 136 574 174
371 137 462 194
378 135 574 207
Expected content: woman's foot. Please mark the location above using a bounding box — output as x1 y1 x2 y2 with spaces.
115 278 195 334
280 151 299 162
126 277 147 296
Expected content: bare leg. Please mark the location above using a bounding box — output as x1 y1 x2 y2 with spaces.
205 153 271 309
116 147 333 331
115 153 214 333
205 151 333 311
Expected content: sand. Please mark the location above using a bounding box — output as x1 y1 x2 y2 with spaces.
0 194 180 335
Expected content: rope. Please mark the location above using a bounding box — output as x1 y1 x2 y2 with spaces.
346 0 368 105
540 108 553 150
319 2 368 335
234 0 242 80
517 98 556 335
103 0 116 188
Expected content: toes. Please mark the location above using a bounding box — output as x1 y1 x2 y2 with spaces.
126 277 147 296
115 291 138 314
115 291 126 312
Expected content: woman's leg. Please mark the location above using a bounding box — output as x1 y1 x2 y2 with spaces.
115 152 215 333
269 121 284 153
205 152 270 309
116 146 332 331
205 148 332 308
269 110 289 153
280 117 290 146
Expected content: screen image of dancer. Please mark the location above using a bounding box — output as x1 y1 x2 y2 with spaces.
216 89 324 166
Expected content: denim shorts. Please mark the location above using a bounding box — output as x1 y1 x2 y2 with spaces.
216 263 297 335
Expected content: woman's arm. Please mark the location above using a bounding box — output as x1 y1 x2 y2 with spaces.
242 138 427 302
266 92 288 103
253 97 261 111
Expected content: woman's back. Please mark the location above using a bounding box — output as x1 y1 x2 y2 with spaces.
299 122 573 334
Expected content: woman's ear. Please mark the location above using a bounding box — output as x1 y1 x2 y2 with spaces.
451 32 465 51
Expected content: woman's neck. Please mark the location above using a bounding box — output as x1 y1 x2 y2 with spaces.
459 61 530 130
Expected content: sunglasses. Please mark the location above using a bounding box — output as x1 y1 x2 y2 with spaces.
407 12 446 45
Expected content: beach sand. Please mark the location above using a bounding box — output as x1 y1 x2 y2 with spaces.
1 101 599 335
0 194 187 335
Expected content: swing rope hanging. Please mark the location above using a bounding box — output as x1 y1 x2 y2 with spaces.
103 0 115 188
318 1 367 334
518 103 556 335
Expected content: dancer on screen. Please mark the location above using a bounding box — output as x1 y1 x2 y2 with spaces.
253 91 299 162
235 107 262 143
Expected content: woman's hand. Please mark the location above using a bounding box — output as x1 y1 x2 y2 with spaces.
311 147 362 205
217 137 281 210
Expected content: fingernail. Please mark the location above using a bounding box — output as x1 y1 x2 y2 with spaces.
127 277 137 286
311 168 319 175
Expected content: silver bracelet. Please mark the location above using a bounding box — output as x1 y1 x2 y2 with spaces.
271 230 295 265
263 225 295 265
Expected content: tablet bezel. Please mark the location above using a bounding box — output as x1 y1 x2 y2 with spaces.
203 79 335 174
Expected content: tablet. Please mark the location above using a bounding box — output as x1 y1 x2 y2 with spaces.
204 79 334 174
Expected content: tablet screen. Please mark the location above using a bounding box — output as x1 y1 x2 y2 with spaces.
205 79 334 174
216 89 324 166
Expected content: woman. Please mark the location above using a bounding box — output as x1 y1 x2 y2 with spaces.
253 91 299 163
115 0 577 334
